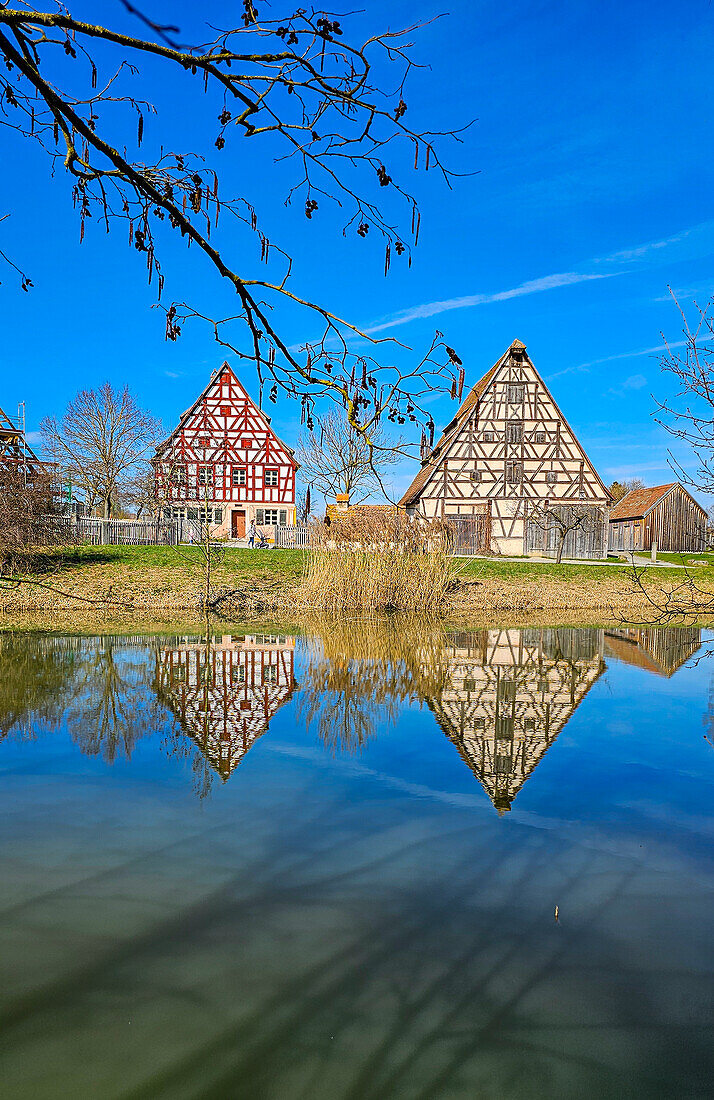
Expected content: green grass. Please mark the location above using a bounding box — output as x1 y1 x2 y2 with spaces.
633 551 714 567
457 557 677 583
38 543 307 580
28 543 689 588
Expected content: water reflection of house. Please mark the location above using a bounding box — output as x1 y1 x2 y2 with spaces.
429 628 605 814
604 628 701 677
156 634 296 779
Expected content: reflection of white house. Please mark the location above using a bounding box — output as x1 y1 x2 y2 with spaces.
429 628 605 813
156 634 296 778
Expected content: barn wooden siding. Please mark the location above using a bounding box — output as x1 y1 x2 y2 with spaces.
525 504 608 559
609 485 707 552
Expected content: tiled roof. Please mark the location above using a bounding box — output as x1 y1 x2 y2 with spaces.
398 344 516 507
608 483 678 521
325 503 401 520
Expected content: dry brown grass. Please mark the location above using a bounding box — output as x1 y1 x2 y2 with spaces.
298 512 458 612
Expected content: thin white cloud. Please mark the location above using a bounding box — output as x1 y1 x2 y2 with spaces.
364 222 714 336
545 364 590 382
581 338 712 371
597 230 690 264
366 271 617 335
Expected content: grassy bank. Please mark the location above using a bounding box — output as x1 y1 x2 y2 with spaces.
0 543 710 616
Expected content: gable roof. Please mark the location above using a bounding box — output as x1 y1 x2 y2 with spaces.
398 345 512 507
399 339 610 507
609 482 706 521
155 362 297 465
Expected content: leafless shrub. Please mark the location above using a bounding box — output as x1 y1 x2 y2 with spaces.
0 466 67 576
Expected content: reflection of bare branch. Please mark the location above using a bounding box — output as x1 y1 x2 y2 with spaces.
299 616 450 751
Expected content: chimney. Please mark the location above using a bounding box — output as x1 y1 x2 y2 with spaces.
335 493 350 513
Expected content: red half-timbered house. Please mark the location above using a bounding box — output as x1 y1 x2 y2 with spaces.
154 363 297 539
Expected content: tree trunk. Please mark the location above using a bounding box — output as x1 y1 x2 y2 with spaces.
556 531 566 564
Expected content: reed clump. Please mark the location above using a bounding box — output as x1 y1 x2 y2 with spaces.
299 510 459 611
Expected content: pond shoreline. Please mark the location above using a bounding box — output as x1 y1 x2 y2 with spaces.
1 545 710 621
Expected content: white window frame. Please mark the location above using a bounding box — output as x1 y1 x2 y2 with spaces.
264 467 279 487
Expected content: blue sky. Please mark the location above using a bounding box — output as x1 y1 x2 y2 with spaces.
2 0 714 504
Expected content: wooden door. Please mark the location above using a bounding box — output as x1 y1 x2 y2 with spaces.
232 509 246 538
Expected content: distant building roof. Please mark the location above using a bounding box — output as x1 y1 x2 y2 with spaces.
609 483 706 521
325 502 401 521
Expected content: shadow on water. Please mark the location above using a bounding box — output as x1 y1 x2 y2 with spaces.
0 620 713 1098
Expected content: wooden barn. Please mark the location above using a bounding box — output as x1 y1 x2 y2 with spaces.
154 363 298 540
608 483 707 553
399 339 611 557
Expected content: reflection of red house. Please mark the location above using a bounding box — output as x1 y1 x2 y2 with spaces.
156 634 296 778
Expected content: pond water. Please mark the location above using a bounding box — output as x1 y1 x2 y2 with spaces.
0 622 713 1099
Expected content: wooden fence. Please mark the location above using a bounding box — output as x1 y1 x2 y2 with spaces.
62 516 185 546
274 524 312 549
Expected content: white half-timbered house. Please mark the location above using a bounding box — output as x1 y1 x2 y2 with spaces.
428 628 605 813
400 340 611 557
154 363 297 539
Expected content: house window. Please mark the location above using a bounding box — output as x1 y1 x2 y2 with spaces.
263 664 278 685
264 467 279 487
220 405 231 416
241 437 252 449
198 465 214 486
506 461 522 484
169 465 186 486
535 431 546 444
483 431 494 442
507 420 523 444
464 677 476 692
495 754 512 774
256 508 288 526
508 384 524 403
546 470 558 484
232 466 246 486
579 489 587 499
470 469 482 482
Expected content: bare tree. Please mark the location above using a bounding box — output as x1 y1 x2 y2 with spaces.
655 294 714 492
608 477 645 503
42 383 161 518
297 410 402 505
0 4 467 453
526 502 606 564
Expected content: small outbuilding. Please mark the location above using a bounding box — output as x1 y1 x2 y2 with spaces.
608 482 707 553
